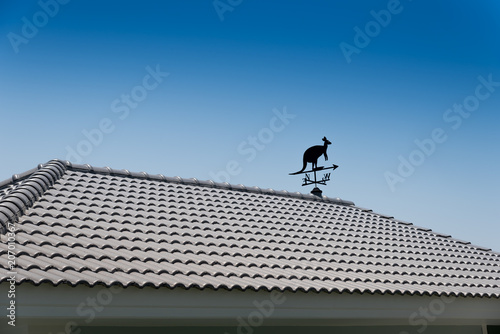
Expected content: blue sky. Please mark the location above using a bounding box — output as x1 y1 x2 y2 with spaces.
1 0 499 251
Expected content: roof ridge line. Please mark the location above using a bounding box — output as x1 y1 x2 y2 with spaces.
0 165 44 190
0 159 67 234
394 221 498 254
56 159 355 207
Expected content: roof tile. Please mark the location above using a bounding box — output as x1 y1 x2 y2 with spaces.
0 159 499 297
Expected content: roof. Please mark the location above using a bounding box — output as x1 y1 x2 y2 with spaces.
0 159 499 297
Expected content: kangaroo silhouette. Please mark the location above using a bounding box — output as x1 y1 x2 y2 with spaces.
290 137 332 175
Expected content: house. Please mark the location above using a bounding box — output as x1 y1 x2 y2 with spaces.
0 159 499 334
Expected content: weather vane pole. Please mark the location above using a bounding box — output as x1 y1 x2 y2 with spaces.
289 136 338 197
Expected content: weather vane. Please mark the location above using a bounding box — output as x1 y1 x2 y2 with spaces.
289 136 338 197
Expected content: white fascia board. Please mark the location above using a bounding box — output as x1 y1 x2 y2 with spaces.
1 283 499 328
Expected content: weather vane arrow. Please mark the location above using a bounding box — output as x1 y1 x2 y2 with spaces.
289 136 338 197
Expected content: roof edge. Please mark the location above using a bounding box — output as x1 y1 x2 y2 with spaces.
0 159 67 234
13 280 500 298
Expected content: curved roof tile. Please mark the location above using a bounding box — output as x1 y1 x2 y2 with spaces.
0 159 498 297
